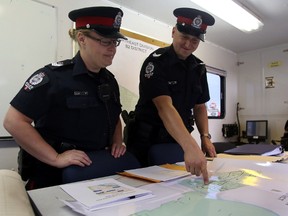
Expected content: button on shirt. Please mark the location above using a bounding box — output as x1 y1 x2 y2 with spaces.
10 52 121 150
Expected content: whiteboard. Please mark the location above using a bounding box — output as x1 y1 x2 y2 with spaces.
0 0 57 136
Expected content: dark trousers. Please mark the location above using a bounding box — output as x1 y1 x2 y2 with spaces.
25 150 141 190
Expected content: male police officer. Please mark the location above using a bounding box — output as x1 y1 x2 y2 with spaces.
128 8 217 184
3 6 139 189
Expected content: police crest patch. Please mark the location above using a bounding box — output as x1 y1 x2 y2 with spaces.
144 62 154 78
24 72 49 91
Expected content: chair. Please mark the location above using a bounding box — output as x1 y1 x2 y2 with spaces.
0 170 34 216
62 150 140 184
280 120 288 150
148 143 184 165
271 120 288 150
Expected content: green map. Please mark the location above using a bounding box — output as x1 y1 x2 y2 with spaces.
131 170 278 216
132 192 277 216
180 170 253 193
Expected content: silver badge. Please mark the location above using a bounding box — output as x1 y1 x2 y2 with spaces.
192 15 202 29
144 62 154 79
113 12 122 28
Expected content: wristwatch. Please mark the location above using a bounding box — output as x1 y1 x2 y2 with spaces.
200 133 211 139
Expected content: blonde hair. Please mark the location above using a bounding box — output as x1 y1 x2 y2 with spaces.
68 28 92 42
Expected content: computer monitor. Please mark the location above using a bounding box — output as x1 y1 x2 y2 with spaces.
246 120 268 143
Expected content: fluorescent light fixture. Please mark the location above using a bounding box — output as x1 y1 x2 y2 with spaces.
190 0 263 32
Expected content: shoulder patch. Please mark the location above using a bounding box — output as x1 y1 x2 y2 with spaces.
47 59 74 70
144 62 154 79
23 71 49 92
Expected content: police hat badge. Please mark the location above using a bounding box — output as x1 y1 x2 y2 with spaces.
174 8 215 41
69 6 127 39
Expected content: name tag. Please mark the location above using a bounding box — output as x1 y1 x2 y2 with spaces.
74 91 88 96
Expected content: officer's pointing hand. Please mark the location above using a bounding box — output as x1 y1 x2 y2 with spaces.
184 147 209 185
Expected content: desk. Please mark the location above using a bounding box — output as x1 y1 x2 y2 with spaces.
28 155 288 216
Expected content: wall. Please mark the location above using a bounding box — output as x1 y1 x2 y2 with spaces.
0 140 18 170
0 0 57 170
237 43 288 142
0 0 57 136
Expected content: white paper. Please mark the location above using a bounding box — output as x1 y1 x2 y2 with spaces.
60 178 152 209
261 145 283 156
60 193 155 214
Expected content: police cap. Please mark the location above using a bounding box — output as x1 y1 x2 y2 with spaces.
173 8 215 41
69 6 126 39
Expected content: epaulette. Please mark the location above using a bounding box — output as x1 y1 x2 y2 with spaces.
46 59 74 70
150 47 170 58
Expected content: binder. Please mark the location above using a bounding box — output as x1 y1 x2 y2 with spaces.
224 144 283 156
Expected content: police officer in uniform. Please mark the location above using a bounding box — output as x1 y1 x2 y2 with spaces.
128 8 217 184
3 6 137 189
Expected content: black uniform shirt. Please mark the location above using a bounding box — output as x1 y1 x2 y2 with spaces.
10 52 121 150
135 45 210 130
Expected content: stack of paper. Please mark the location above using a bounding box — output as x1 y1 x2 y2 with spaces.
120 165 190 182
60 178 153 214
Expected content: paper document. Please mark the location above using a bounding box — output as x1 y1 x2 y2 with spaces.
60 178 153 212
120 165 190 182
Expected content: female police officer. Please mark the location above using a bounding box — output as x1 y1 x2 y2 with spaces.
3 6 137 189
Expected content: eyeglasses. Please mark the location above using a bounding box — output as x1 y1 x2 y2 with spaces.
85 34 121 47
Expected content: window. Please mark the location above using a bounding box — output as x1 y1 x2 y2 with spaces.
206 66 226 119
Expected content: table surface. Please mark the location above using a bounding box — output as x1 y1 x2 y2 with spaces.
28 153 287 216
